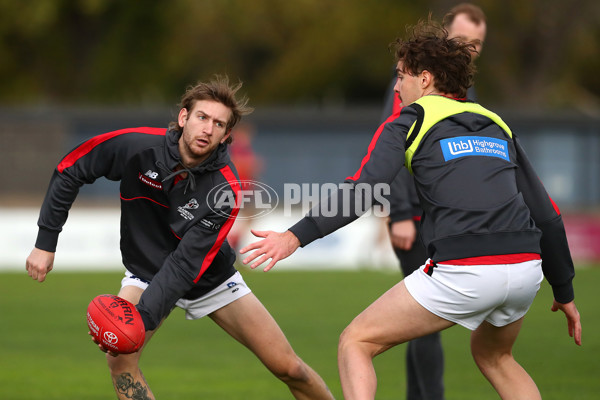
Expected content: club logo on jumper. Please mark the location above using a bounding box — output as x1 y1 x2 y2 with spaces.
139 170 163 190
177 198 199 220
441 136 510 162
184 198 199 209
207 180 279 220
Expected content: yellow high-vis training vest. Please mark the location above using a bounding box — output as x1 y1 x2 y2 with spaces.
404 95 513 174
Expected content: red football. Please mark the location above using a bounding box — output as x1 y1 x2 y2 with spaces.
87 294 146 354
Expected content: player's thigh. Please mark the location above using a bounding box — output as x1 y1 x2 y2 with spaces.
470 317 524 359
209 293 296 362
117 285 145 305
342 281 454 354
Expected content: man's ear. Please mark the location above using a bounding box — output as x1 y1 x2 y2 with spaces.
177 108 188 128
420 70 433 89
220 130 232 144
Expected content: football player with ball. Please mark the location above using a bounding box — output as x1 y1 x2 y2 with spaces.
26 76 334 400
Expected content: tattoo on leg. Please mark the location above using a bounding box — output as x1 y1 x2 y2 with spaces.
114 372 151 400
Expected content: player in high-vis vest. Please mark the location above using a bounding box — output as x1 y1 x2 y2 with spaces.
241 18 582 400
381 6 487 399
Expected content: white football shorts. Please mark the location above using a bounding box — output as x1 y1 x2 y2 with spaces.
404 259 543 330
121 270 252 320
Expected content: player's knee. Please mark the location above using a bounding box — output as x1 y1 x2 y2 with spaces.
471 345 511 374
338 324 360 353
272 355 310 384
339 325 384 359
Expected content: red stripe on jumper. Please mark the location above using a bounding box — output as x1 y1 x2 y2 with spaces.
57 127 166 173
119 193 169 208
346 103 403 182
548 195 561 215
193 165 241 283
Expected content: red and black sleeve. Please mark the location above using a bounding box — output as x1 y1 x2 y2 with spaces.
35 128 166 252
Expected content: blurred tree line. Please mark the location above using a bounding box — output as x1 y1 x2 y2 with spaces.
0 0 598 112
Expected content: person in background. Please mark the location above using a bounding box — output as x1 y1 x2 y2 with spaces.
381 4 486 399
227 121 264 252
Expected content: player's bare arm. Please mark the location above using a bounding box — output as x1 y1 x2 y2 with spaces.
551 300 582 346
25 247 55 282
240 229 301 271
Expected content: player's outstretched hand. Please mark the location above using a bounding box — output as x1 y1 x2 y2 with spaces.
240 230 301 272
551 300 582 346
25 247 55 282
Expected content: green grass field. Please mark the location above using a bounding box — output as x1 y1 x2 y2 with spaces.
1 266 598 399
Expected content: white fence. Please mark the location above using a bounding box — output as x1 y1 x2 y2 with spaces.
0 208 398 272
5 206 598 273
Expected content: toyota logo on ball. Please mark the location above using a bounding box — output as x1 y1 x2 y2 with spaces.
104 331 119 344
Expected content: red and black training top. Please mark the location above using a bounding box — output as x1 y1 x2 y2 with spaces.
36 127 241 330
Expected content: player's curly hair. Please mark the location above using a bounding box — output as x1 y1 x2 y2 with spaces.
391 17 476 99
170 75 253 144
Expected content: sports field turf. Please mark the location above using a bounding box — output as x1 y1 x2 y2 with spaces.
1 266 598 399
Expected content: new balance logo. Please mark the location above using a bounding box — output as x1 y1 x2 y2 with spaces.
144 170 159 179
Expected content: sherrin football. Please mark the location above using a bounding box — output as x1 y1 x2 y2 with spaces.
87 294 146 354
